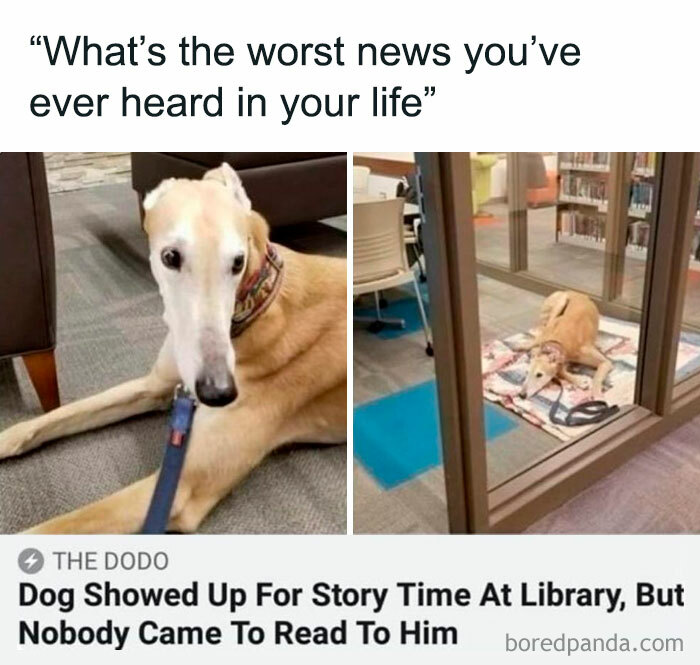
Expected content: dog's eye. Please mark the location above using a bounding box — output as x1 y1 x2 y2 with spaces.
232 253 245 275
536 372 543 378
161 248 182 271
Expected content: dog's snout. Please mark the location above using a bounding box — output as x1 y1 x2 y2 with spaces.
195 371 238 407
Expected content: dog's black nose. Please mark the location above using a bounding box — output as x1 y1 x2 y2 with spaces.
195 372 238 407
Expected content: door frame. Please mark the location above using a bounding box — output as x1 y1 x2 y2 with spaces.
416 152 489 533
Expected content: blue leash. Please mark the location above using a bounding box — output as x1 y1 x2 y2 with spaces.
141 385 197 534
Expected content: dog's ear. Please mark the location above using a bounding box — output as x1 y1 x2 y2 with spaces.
248 210 269 251
203 162 251 212
143 178 177 212
142 178 177 231
543 346 564 367
243 211 270 280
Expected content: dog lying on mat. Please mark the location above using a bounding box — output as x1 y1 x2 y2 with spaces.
517 290 612 400
0 163 347 534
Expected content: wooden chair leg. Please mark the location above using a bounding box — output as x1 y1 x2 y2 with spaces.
22 350 60 412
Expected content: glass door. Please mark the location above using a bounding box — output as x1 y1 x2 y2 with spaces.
674 166 700 386
472 152 510 268
524 152 608 295
416 152 700 533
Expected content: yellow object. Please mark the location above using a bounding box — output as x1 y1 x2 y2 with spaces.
471 153 498 215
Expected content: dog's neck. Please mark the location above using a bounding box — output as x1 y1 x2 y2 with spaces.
230 243 285 338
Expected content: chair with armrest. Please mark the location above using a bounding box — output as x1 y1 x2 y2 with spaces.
0 152 60 412
353 197 433 356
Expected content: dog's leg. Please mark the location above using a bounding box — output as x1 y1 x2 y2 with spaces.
26 381 347 534
24 324 347 534
23 474 161 534
169 382 348 533
275 382 347 445
166 403 286 533
0 339 179 460
559 367 589 390
575 345 613 400
511 337 540 352
24 399 283 534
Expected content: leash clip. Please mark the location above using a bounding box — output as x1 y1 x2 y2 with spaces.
174 383 196 402
169 384 197 447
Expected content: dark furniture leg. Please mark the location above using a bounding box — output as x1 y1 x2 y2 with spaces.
22 350 60 412
137 192 145 226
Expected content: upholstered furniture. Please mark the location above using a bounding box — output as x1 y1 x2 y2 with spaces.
0 152 59 411
131 153 347 230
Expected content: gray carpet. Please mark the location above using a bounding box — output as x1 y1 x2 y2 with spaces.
0 182 347 534
353 270 700 534
528 415 700 533
353 277 558 534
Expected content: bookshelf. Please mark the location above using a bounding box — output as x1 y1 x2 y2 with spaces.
556 152 611 248
475 153 700 334
554 152 700 257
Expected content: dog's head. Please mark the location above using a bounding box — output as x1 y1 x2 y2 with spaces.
143 163 269 407
519 342 564 399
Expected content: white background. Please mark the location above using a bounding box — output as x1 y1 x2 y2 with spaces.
1 536 697 662
2 1 700 661
1 0 699 149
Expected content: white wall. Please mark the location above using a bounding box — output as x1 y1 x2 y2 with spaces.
367 174 402 199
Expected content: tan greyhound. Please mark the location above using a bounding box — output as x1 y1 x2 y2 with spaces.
0 163 347 534
517 290 612 400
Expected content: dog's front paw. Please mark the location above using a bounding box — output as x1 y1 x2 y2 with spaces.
0 421 39 459
573 376 591 390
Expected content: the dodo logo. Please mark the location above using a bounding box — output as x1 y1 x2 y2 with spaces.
18 548 44 574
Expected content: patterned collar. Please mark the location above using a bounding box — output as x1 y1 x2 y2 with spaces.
230 243 285 338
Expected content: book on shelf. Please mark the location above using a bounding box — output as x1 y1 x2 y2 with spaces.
558 152 656 176
559 152 610 171
629 180 653 215
559 210 606 242
555 153 700 261
632 152 656 176
560 173 608 206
